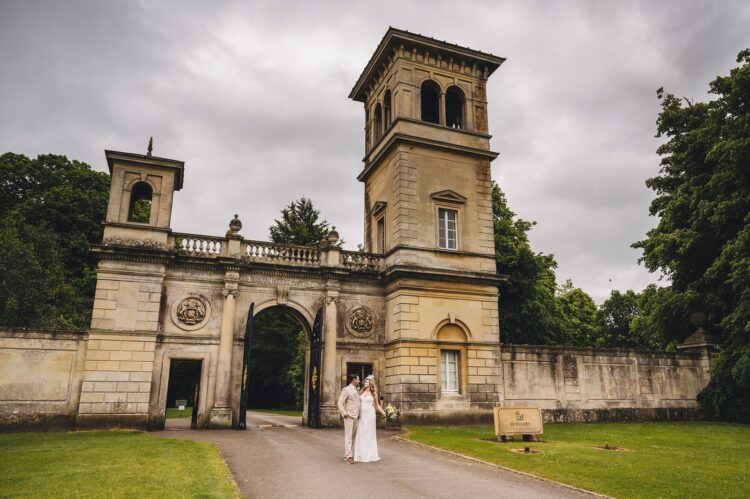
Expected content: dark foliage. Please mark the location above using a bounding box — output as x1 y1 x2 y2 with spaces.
0 153 109 329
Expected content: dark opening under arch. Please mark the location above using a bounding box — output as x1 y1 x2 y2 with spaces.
383 89 392 129
421 80 440 124
128 181 153 223
446 85 465 129
374 103 383 141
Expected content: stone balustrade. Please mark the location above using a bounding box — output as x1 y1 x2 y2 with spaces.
243 239 321 267
169 232 382 271
172 233 225 257
341 250 382 271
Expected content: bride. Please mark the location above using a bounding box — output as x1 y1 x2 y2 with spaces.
354 375 386 463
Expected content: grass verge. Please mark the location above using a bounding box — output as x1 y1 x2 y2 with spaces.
0 431 238 498
166 406 193 419
250 408 303 418
403 421 750 498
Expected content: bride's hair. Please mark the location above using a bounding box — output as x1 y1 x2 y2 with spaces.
360 375 378 398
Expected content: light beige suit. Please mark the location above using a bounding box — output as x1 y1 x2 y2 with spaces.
337 384 361 459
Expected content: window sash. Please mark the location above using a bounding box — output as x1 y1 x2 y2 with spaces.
441 350 459 392
438 209 457 249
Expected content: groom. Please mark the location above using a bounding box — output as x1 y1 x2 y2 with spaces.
337 373 361 464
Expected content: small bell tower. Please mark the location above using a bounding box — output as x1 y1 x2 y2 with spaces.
350 28 504 274
102 145 184 249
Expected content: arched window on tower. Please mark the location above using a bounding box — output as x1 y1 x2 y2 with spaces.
374 103 383 141
128 181 153 223
383 90 392 129
445 85 465 129
420 80 440 124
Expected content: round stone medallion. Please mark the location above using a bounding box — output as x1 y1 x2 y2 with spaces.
171 295 211 331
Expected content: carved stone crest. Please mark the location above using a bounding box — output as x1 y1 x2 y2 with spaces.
171 295 211 331
348 306 373 335
177 298 206 325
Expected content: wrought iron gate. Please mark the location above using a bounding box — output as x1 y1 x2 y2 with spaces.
238 303 254 429
307 308 324 428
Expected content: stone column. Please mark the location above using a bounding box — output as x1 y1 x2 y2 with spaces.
439 91 446 126
321 288 340 426
210 271 239 428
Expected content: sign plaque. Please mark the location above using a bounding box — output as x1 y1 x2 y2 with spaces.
493 407 543 439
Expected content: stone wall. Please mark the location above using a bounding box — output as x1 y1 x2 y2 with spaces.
500 345 709 415
395 344 710 424
0 329 88 429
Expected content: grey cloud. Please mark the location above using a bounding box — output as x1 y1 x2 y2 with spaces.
1 0 748 302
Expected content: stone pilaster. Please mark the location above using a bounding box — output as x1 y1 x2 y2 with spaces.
320 287 340 426
210 271 239 428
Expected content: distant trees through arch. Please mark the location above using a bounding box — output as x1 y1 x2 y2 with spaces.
128 181 152 223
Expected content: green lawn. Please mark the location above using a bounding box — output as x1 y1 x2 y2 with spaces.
0 431 238 498
249 408 302 418
166 406 193 419
404 422 750 498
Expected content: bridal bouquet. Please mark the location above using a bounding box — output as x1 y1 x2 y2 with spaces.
384 403 399 422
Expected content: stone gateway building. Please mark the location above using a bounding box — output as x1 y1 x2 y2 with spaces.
1 28 713 430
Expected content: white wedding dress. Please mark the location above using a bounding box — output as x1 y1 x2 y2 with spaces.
354 394 380 462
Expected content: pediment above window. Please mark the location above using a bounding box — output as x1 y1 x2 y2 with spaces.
371 201 387 217
430 190 467 204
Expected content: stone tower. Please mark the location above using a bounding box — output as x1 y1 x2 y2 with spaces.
350 29 506 420
77 150 184 428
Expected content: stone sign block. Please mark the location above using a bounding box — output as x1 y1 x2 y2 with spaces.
493 407 543 436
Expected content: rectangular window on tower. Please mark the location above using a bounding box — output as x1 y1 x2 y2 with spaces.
438 208 458 250
376 217 385 253
440 350 459 392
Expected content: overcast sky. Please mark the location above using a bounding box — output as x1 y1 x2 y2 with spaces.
1 0 748 302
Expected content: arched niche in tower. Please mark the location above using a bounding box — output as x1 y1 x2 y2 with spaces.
445 85 465 130
374 102 383 141
435 321 469 341
383 89 392 129
128 181 153 223
420 80 440 125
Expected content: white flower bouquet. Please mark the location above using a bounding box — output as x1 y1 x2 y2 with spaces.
384 403 399 422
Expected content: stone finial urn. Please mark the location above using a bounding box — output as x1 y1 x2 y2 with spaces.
679 311 720 351
226 214 242 238
327 226 340 244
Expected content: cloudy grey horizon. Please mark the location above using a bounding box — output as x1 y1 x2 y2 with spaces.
2 0 748 303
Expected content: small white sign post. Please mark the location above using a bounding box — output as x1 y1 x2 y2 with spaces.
176 399 188 417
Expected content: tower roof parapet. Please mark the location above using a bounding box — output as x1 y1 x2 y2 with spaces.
104 149 185 190
349 27 506 102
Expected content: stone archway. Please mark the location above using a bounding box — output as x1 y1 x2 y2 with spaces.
239 302 322 428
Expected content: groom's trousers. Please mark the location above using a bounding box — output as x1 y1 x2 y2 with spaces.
344 416 358 459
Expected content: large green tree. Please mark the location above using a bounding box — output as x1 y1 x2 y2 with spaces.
557 280 597 347
269 197 331 246
0 153 109 329
633 50 750 421
593 289 661 349
492 182 570 344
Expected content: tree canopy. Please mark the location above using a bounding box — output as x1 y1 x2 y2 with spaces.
492 181 570 344
633 50 750 421
269 197 331 246
0 153 109 329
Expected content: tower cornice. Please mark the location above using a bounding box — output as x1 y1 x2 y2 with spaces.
349 27 505 102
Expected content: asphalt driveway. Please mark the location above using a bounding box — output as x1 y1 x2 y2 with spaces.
159 411 593 499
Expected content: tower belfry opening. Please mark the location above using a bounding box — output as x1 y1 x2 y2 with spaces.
420 80 440 124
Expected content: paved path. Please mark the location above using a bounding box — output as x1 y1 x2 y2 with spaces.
159 411 592 499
